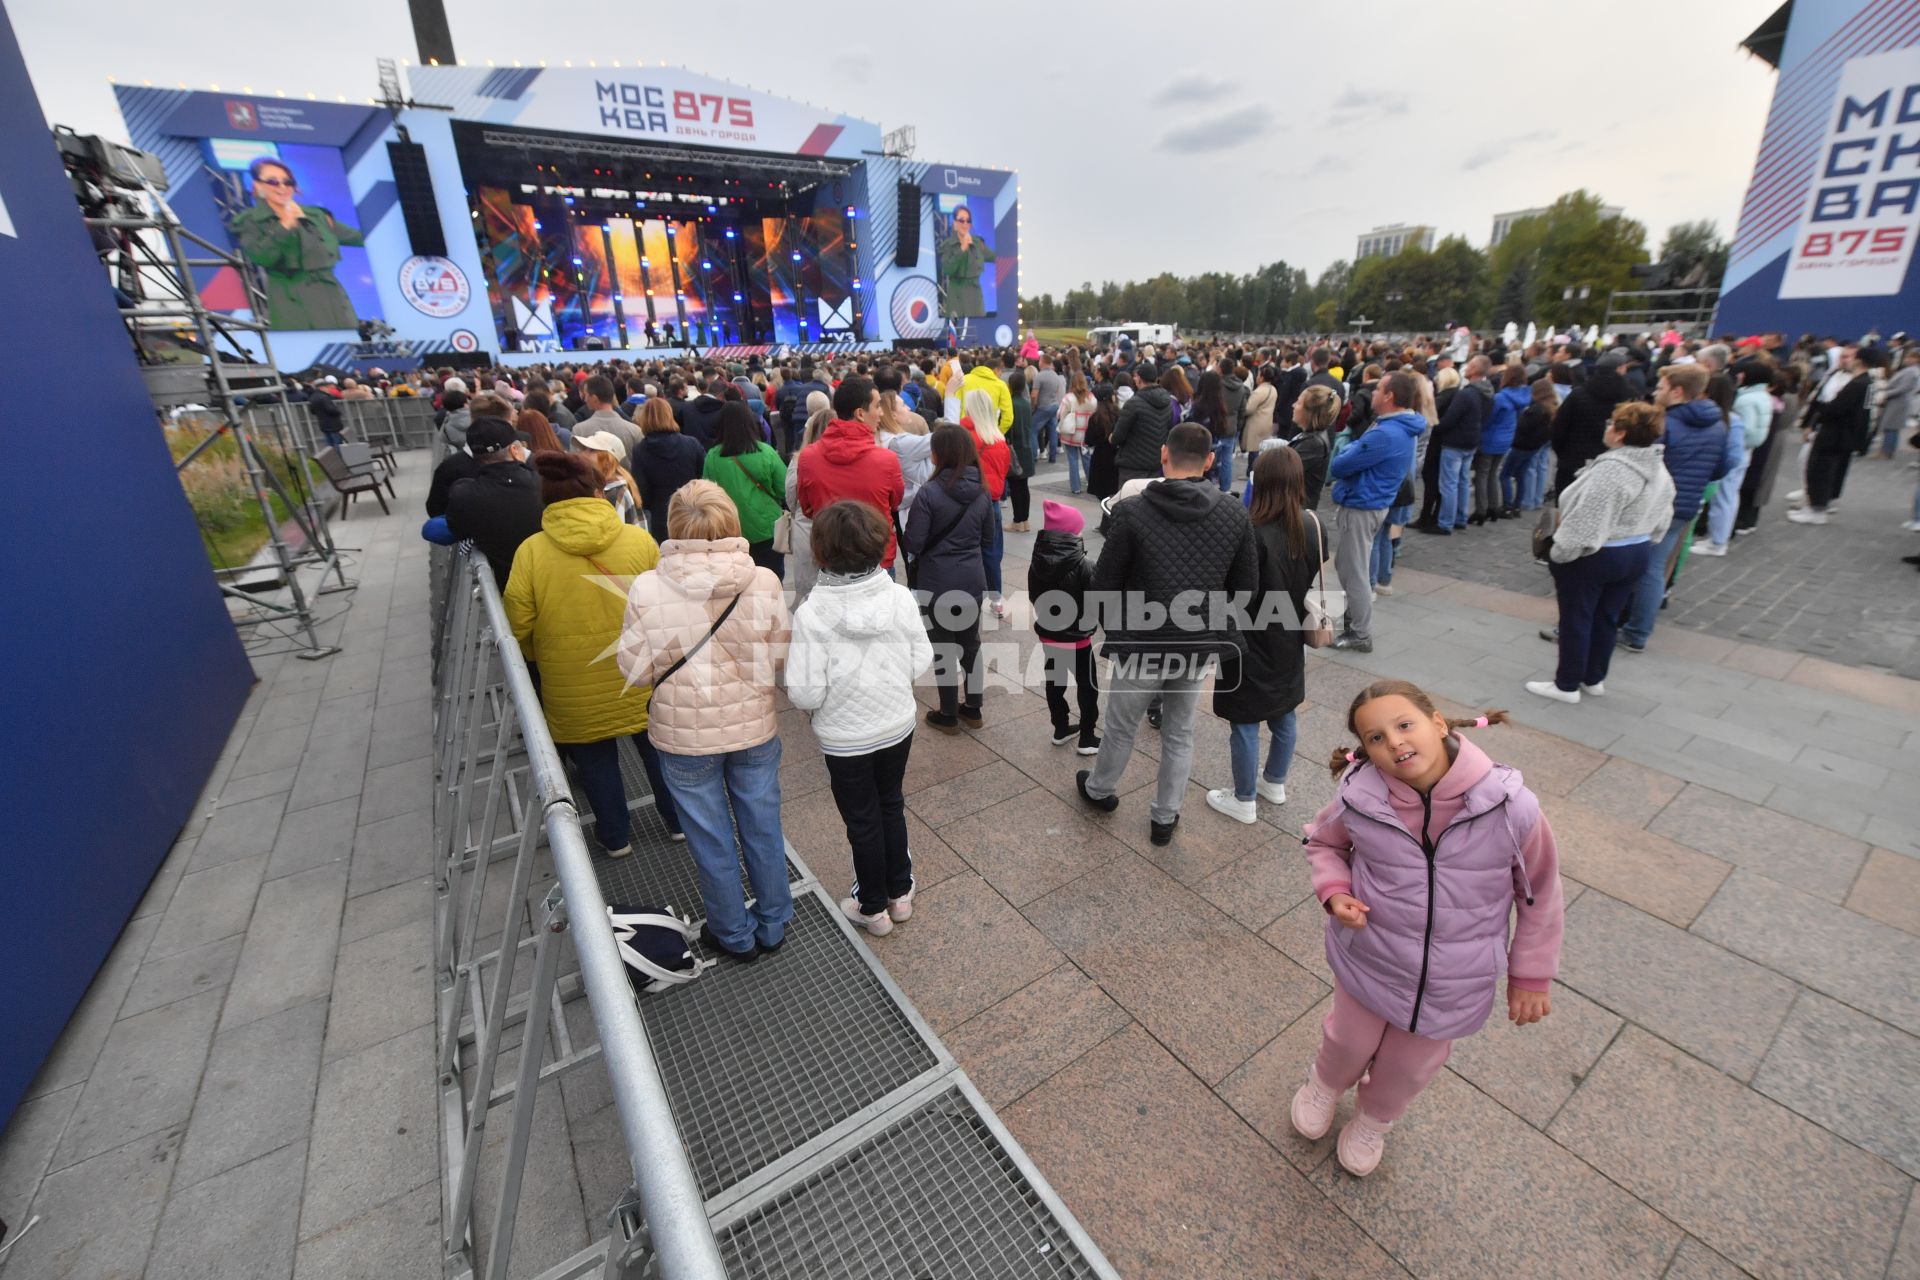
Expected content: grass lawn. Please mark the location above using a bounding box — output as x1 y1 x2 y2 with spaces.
1033 326 1091 346
168 426 324 571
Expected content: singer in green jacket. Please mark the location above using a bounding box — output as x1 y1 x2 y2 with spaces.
229 157 364 330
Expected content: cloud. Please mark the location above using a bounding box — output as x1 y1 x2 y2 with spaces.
1311 152 1354 174
1155 74 1234 107
1327 86 1408 127
1460 129 1558 171
827 49 872 82
1158 103 1274 153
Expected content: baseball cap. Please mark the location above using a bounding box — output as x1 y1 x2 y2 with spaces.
467 418 518 457
574 430 627 462
322 375 339 384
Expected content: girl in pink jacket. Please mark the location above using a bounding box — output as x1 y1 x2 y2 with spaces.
1293 678 1563 1176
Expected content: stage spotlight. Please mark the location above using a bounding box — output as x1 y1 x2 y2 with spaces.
533 220 543 230
724 229 735 239
701 260 711 269
565 197 574 205
846 205 856 217
853 280 862 290
733 293 743 301
707 204 717 214
572 257 583 265
792 251 802 261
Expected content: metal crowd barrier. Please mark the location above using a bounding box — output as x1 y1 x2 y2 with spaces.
430 542 1120 1280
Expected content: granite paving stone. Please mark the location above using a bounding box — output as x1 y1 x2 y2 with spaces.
292 1180 441 1280
347 807 433 899
215 764 298 807
1311 1069 1682 1279
50 988 221 1171
299 1024 437 1238
1109 781 1284 888
1477 719 1608 797
1258 896 1335 986
339 878 433 946
1549 1027 1910 1280
266 795 359 881
1751 990 1920 1178
945 963 1133 1107
322 917 434 1062
174 999 327 1188
467 1076 588 1277
861 871 1063 1032
1893 1182 1920 1280
1662 1238 1753 1280
0 1083 81 1226
0 1128 181 1280
1565 755 1685 827
1844 848 1920 935
939 790 1132 906
1442 979 1623 1129
355 756 432 825
1649 784 1870 902
119 934 244 1019
285 724 371 814
1559 891 1798 1081
221 861 348 1031
227 723 316 783
1024 854 1325 1084
1216 994 1339 1175
1535 796 1731 928
144 1140 305 1280
901 759 1035 827
1003 1025 1407 1280
1193 838 1317 933
1692 870 1920 1035
145 856 264 962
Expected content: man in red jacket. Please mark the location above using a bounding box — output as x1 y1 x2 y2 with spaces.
796 375 906 568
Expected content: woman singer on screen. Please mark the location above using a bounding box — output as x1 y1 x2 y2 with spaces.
229 156 364 330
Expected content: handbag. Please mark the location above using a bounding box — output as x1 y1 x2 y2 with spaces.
607 903 712 993
732 454 792 554
1531 501 1559 563
1303 511 1335 648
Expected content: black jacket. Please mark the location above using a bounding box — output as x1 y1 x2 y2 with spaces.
904 466 994 605
777 378 830 434
1514 402 1554 452
426 450 483 518
681 394 727 450
1550 370 1630 496
1292 433 1332 509
1028 530 1095 644
445 461 544 588
631 432 708 540
1213 514 1323 724
1275 366 1309 438
1092 477 1258 660
1435 378 1490 451
1806 371 1870 453
1112 385 1176 475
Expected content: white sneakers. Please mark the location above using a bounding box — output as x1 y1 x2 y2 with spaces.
840 897 894 936
1525 680 1580 704
887 879 915 923
1289 1066 1340 1141
1902 520 1920 532
1689 541 1728 557
1205 789 1257 825
1581 681 1606 697
1336 1110 1393 1177
1256 777 1287 805
1787 508 1829 525
603 844 633 859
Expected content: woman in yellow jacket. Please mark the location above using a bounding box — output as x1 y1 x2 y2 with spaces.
503 452 678 854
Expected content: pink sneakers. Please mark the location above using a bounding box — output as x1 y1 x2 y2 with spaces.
1289 1067 1341 1141
1336 1110 1392 1177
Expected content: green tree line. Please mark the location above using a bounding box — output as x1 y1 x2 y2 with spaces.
1022 191 1726 335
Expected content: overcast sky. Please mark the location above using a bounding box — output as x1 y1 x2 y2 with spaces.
12 0 1784 296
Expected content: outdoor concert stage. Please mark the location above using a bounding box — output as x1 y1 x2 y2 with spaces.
110 64 1019 372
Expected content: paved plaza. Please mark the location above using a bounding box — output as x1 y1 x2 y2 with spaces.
2 454 1917 1280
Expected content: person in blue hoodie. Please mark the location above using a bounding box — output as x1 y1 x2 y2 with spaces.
1472 364 1530 524
1326 370 1426 653
1619 363 1730 652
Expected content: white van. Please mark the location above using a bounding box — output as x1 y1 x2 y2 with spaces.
1086 323 1177 351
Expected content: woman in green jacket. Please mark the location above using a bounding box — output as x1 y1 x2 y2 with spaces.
1004 369 1036 531
229 157 364 331
702 401 789 577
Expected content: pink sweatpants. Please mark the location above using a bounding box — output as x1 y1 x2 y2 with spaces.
1312 979 1453 1123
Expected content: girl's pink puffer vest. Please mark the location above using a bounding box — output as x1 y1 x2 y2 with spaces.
1323 760 1541 1041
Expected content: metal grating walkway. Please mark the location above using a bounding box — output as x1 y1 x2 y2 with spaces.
639 894 941 1197
714 1084 1100 1280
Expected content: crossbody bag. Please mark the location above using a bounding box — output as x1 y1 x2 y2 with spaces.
1303 511 1335 648
733 455 793 554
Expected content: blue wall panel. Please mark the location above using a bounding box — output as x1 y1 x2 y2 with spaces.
0 0 254 1127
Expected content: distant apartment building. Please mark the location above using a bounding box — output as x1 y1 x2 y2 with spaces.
1490 204 1624 246
1355 223 1435 261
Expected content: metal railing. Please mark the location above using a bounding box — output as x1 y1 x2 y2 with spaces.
432 542 727 1280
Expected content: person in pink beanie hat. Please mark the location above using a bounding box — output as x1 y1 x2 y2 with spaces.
1027 499 1101 753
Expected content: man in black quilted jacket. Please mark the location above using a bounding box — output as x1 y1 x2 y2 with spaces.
1077 424 1259 847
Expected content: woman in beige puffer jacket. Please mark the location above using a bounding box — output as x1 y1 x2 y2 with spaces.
616 480 793 956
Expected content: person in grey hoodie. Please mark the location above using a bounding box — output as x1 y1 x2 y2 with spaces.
1528 402 1676 706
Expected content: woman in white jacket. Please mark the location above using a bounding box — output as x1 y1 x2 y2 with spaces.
787 500 934 937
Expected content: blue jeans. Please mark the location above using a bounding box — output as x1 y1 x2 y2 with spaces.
1704 453 1749 546
1621 521 1687 647
1370 515 1399 586
1229 711 1297 801
1212 438 1236 492
561 731 679 851
656 737 792 951
1525 448 1551 508
1064 444 1085 493
985 499 1004 595
1550 542 1650 690
1034 403 1060 462
1500 448 1538 509
1438 447 1475 528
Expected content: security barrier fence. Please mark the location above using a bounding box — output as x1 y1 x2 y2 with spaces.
431 541 1120 1280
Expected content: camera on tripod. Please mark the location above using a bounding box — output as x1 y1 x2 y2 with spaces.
53 125 167 221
